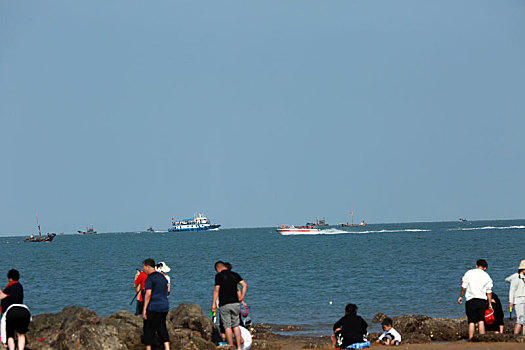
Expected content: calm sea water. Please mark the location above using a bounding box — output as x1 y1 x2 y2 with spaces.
1 220 524 335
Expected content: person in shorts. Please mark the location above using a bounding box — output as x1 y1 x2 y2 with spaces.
506 259 525 335
0 269 31 350
376 317 401 345
212 261 247 350
458 259 493 340
141 258 170 350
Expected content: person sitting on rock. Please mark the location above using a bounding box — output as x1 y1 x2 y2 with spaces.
376 317 401 345
331 303 369 349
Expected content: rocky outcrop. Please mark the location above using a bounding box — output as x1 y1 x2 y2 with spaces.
26 303 218 350
391 314 467 343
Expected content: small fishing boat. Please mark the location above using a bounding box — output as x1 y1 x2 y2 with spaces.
306 217 329 227
341 221 367 227
276 225 320 235
341 211 367 227
78 225 97 234
24 214 56 242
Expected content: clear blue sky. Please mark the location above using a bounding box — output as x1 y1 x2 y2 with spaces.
1 1 524 235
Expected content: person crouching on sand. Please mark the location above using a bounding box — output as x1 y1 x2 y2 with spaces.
331 303 369 349
376 317 401 345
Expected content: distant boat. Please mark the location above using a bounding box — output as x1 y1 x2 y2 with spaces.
24 214 56 242
341 211 367 227
277 225 320 235
306 217 329 227
341 221 367 227
78 225 97 234
459 218 468 222
168 213 220 232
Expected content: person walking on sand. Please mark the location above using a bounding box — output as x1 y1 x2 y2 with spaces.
458 259 493 340
0 269 31 350
212 261 247 350
506 260 525 335
142 258 170 350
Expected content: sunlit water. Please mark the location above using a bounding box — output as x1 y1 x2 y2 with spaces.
1 220 524 335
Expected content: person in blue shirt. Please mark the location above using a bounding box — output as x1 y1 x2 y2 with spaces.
142 258 170 350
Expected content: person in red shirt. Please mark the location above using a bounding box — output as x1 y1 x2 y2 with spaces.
134 268 148 315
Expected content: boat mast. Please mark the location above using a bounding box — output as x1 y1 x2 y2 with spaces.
36 213 42 237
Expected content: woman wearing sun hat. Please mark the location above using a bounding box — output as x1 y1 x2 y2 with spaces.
156 262 171 296
507 260 525 335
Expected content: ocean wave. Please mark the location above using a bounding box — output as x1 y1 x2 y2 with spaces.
449 225 525 231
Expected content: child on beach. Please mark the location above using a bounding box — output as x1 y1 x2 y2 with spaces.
376 317 401 345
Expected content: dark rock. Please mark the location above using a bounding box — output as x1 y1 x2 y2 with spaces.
471 333 525 342
392 314 467 342
25 304 219 350
372 312 388 324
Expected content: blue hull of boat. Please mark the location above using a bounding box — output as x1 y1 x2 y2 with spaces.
168 224 221 232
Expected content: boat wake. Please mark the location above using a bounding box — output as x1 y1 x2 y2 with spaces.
342 228 431 234
280 228 430 235
449 225 525 231
280 228 347 235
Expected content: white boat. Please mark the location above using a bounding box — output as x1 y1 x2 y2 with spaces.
168 213 220 232
276 225 320 235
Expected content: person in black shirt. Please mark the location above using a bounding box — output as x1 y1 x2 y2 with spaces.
331 303 368 349
212 261 247 350
0 269 31 350
485 292 504 333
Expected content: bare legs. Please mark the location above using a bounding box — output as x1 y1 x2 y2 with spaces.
225 327 243 350
468 321 486 340
7 334 25 350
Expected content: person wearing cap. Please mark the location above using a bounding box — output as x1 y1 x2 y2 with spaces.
458 259 493 340
156 262 171 296
505 260 525 335
212 261 247 350
142 258 170 350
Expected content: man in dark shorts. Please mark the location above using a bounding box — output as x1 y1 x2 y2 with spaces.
458 259 493 340
212 261 247 350
142 259 170 350
0 269 31 350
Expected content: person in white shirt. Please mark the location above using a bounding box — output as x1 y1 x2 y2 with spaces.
376 317 401 345
505 259 525 335
457 259 493 340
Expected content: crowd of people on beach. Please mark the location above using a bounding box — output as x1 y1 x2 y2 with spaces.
133 259 251 350
0 258 523 350
329 258 525 349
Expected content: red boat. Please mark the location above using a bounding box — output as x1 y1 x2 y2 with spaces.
276 225 320 235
